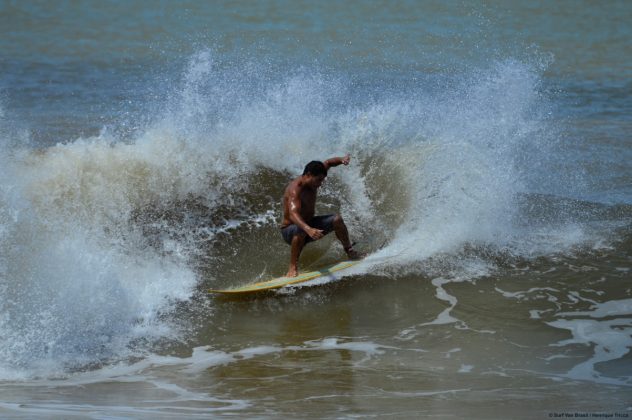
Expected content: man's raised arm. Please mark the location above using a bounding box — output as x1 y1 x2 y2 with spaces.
324 154 351 170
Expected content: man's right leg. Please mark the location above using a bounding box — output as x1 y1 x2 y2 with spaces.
332 214 364 259
286 232 306 277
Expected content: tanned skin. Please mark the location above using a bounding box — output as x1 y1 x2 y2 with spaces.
281 154 361 277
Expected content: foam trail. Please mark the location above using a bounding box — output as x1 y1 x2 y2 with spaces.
548 299 632 386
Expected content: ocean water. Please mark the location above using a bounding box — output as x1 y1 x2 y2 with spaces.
1 1 631 418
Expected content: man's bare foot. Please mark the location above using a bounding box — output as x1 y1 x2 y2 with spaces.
285 267 299 277
344 243 366 260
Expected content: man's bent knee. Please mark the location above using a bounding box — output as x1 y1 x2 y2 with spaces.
291 232 307 245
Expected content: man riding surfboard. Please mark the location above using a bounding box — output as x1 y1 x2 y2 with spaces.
280 155 363 277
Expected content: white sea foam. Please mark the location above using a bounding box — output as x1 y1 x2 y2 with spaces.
548 299 632 385
0 336 395 415
2 337 388 386
458 364 474 373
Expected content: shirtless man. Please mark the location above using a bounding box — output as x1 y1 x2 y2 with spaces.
281 155 362 277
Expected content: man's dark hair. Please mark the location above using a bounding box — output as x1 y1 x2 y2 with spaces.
303 161 328 177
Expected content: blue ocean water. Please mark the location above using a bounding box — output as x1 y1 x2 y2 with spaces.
1 1 631 417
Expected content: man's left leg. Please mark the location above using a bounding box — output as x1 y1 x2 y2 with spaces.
332 214 363 259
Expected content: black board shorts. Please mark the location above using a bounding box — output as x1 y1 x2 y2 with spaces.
281 214 336 245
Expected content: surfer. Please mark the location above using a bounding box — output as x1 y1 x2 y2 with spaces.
281 155 363 277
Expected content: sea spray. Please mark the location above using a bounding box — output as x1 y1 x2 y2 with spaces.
0 137 198 379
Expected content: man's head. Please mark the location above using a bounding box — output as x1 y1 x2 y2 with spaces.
303 161 327 188
303 161 327 177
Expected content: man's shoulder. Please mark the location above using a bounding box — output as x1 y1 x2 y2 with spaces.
290 176 305 189
284 177 302 194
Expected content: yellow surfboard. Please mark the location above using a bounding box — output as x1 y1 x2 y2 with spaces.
208 260 363 294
